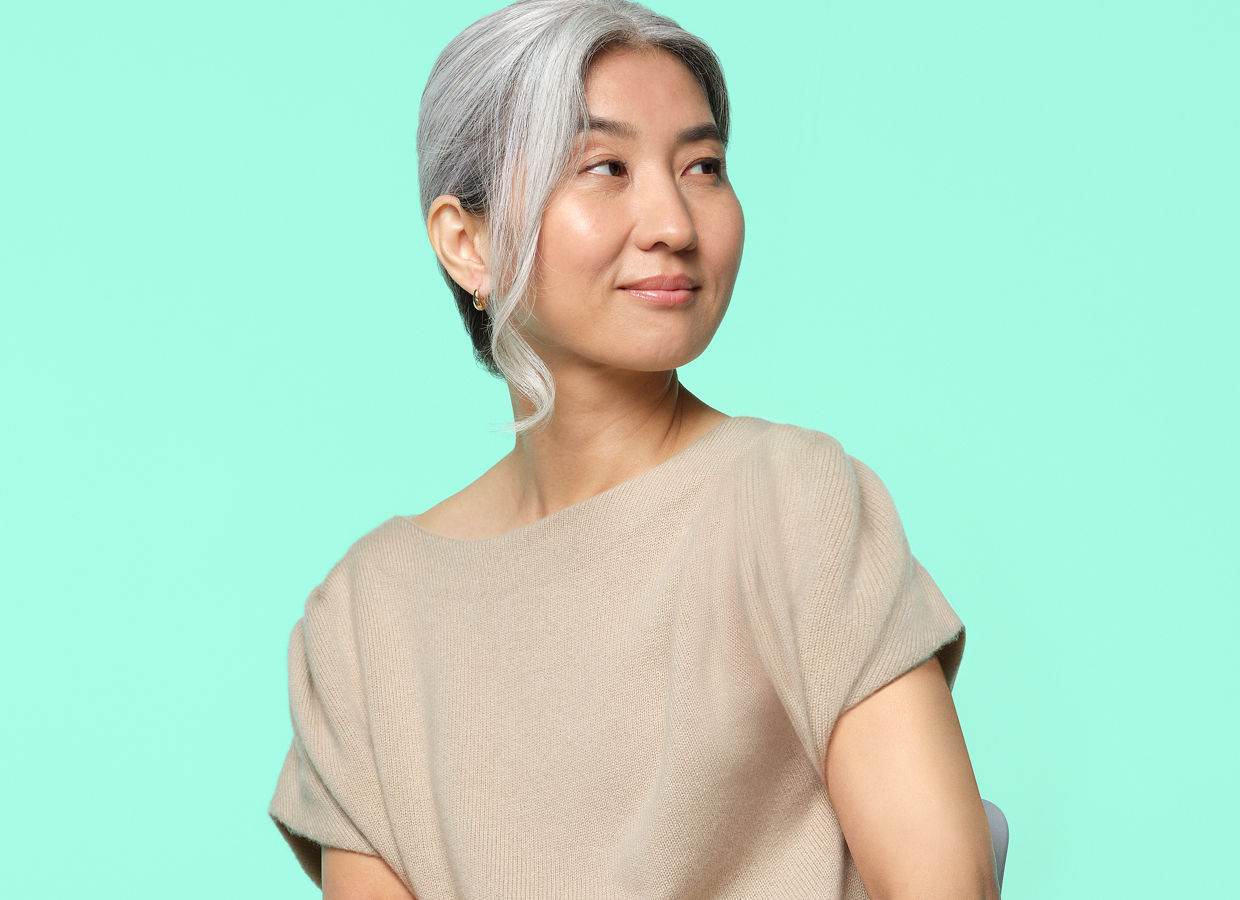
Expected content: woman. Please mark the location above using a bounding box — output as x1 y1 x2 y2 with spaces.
269 1 1000 897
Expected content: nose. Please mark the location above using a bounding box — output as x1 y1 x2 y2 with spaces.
632 174 698 253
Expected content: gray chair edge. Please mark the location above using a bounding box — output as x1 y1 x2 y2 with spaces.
981 798 1008 891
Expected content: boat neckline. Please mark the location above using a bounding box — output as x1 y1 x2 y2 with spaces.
395 415 758 546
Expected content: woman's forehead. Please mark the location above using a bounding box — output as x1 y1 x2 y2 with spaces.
582 46 715 132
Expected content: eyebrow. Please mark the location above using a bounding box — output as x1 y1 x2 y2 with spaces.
584 116 723 146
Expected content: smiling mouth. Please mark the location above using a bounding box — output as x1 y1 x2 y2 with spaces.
618 276 700 307
621 286 697 306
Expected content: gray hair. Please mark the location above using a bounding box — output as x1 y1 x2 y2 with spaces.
416 0 730 433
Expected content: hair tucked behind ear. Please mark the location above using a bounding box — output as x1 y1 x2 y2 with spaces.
417 0 730 434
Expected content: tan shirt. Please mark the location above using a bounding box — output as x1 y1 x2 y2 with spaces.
269 415 965 898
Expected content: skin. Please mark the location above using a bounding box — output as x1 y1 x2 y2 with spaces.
322 848 415 900
323 44 998 900
420 44 742 538
826 656 1000 899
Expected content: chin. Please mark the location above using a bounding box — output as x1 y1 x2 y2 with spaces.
608 319 720 370
611 341 713 373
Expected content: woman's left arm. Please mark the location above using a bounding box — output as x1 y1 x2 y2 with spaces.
824 655 1001 900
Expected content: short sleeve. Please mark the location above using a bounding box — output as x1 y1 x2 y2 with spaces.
836 457 965 713
741 430 965 776
268 578 385 887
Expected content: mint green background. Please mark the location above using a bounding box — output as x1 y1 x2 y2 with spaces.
2 1 1235 896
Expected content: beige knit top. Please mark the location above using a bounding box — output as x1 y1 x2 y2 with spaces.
268 415 965 898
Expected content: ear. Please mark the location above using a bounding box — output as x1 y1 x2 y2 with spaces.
426 194 491 297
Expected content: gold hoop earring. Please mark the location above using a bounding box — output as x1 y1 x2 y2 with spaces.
472 287 488 311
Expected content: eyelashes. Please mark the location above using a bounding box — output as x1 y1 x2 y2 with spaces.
585 159 627 177
582 158 725 180
687 158 723 177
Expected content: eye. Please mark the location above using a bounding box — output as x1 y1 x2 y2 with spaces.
687 157 723 177
585 159 626 177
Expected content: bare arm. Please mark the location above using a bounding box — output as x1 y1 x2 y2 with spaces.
824 655 1000 900
322 847 417 900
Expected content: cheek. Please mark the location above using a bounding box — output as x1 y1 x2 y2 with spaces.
538 197 627 283
703 198 745 281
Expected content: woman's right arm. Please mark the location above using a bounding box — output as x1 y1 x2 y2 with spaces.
321 847 417 900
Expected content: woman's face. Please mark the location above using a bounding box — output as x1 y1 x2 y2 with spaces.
519 44 744 374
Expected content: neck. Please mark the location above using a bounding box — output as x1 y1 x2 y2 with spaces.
501 366 722 527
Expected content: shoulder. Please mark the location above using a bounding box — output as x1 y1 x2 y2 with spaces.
345 515 419 562
407 454 516 540
744 418 848 465
730 417 862 500
288 517 434 679
727 418 905 546
299 516 419 622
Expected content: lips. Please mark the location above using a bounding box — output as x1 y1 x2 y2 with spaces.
618 274 700 307
620 275 698 291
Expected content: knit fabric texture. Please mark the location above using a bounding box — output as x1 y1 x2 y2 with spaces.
268 416 966 898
